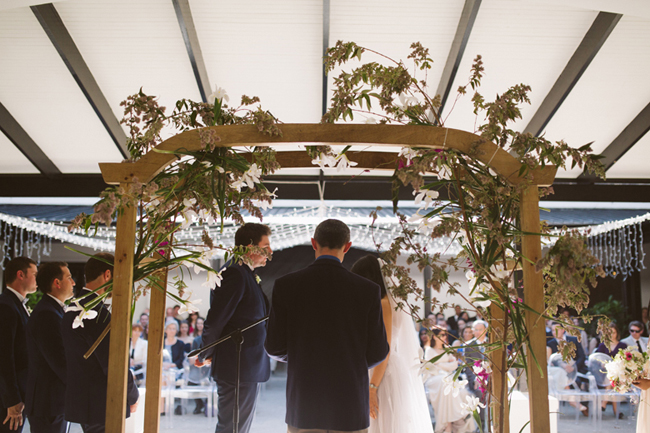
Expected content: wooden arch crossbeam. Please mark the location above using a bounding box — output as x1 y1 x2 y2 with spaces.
99 124 556 186
100 123 554 433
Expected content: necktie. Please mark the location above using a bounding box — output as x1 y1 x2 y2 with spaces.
638 340 643 352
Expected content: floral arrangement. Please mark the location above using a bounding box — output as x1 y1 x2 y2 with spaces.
605 347 649 393
322 41 607 432
67 86 282 324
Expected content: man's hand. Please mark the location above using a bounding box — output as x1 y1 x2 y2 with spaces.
3 402 24 430
130 399 139 414
194 356 212 367
369 388 379 419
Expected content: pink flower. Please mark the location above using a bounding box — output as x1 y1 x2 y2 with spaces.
625 352 633 361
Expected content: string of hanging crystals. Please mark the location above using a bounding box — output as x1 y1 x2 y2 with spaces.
0 220 52 269
587 218 647 280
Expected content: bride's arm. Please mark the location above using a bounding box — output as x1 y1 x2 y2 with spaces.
369 297 392 419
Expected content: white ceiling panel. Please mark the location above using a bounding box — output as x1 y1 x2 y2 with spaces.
0 132 39 173
605 131 650 178
55 0 202 136
327 0 463 122
191 0 322 123
0 7 123 173
543 15 650 178
442 2 596 136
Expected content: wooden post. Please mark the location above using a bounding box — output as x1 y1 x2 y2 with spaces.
105 196 137 433
490 304 510 433
143 268 168 433
520 185 550 433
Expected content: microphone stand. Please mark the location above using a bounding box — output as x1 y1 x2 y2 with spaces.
189 315 269 433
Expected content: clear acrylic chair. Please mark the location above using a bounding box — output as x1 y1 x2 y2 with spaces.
547 353 597 425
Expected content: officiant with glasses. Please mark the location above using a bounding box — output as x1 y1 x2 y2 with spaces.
195 223 272 433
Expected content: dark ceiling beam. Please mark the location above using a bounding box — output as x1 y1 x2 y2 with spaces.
4 174 650 203
523 12 621 136
0 103 60 175
172 0 211 102
31 3 129 158
321 0 331 117
580 101 650 178
436 0 481 115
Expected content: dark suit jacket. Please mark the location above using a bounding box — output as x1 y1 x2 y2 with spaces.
265 257 390 431
201 261 270 383
166 339 189 370
61 290 139 425
547 336 587 374
25 295 67 417
0 290 29 411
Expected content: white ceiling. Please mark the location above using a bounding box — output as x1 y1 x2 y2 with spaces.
0 0 649 180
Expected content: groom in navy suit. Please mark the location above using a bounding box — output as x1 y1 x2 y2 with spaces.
265 219 390 433
196 223 272 433
0 257 37 433
25 262 75 433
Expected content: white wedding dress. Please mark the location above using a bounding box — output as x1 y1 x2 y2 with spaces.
368 291 434 433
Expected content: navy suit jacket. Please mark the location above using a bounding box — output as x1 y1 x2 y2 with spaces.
61 290 139 425
265 258 390 431
201 262 270 383
0 290 29 411
25 295 67 417
547 336 587 374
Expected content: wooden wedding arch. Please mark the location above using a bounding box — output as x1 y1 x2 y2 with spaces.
99 124 556 433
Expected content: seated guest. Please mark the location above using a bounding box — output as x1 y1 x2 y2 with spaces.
446 305 464 333
138 313 149 340
178 321 194 345
596 322 627 357
25 262 74 433
193 317 205 338
621 321 648 353
164 321 189 370
187 312 199 335
436 316 458 345
61 253 139 433
130 324 147 385
422 328 472 433
452 325 475 355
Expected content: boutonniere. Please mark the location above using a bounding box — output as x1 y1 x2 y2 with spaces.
255 275 262 284
26 305 33 315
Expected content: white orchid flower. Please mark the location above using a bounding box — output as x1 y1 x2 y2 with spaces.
252 199 273 211
180 209 197 229
398 147 418 164
460 395 485 415
243 163 262 188
335 153 358 172
396 92 418 109
443 375 468 398
413 189 439 209
207 86 229 104
178 298 202 315
230 176 246 193
437 165 453 180
204 270 224 288
472 360 492 375
311 152 337 169
67 301 99 329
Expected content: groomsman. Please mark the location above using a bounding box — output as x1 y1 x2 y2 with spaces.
196 223 272 433
25 262 74 433
61 253 139 433
0 257 37 433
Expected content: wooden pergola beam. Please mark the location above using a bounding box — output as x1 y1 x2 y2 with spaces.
99 124 556 187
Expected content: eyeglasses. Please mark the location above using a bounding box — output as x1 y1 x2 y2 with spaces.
630 329 642 333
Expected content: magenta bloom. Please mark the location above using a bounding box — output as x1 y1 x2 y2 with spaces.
626 352 633 361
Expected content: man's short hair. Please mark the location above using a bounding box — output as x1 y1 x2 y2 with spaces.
629 320 644 331
234 223 272 247
36 262 68 294
85 253 114 283
313 219 350 250
472 319 489 331
4 257 37 285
